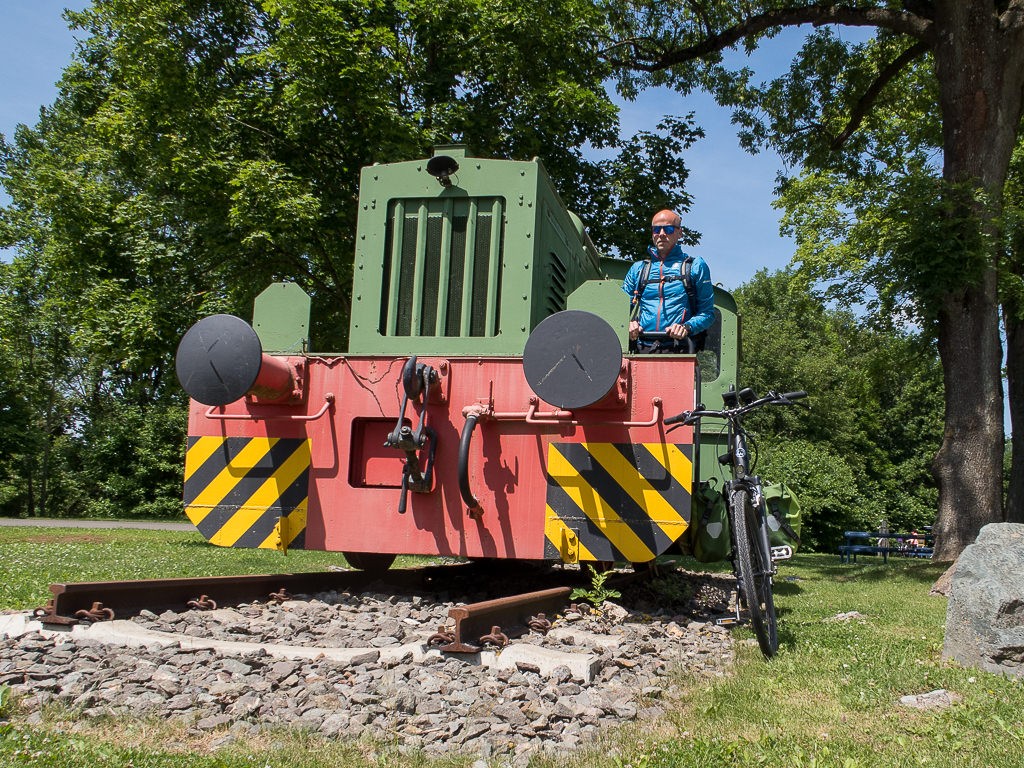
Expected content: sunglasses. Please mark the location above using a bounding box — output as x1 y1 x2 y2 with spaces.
651 225 677 235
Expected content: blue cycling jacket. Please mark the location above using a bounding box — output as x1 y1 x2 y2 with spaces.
621 245 715 335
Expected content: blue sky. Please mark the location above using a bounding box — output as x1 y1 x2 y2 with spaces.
0 3 809 290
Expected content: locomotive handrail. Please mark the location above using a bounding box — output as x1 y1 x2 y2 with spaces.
520 398 663 427
467 398 664 427
204 393 335 421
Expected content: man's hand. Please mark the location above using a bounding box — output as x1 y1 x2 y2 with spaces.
665 323 689 340
629 320 641 341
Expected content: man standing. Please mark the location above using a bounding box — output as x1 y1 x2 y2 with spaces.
622 209 715 352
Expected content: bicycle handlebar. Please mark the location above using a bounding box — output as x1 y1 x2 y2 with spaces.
664 389 808 427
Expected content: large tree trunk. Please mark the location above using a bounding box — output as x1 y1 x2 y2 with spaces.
932 274 1004 560
929 2 1024 561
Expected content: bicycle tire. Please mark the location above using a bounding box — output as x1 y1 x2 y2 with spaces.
730 487 779 657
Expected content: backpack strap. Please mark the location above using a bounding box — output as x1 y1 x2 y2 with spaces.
682 255 697 312
630 259 652 321
681 254 710 351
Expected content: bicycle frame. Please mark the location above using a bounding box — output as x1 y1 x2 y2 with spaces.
665 387 808 658
723 421 770 557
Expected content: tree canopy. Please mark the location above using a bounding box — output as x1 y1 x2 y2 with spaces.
0 1 1001 560
601 0 1024 560
0 0 700 520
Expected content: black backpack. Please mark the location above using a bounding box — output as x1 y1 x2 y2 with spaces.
630 255 707 352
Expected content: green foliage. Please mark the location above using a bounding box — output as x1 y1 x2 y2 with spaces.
0 1 701 521
756 439 863 551
587 114 705 257
734 268 943 550
602 0 1021 555
570 564 623 608
75 402 188 519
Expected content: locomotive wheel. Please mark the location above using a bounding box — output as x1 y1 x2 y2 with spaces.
342 552 397 574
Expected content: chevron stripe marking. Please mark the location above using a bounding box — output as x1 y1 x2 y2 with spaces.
543 505 597 563
583 442 688 539
209 440 312 547
546 444 655 563
643 442 694 493
256 499 309 550
184 436 226 483
185 438 278 526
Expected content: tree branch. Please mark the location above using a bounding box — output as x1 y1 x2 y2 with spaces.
628 4 934 72
830 39 930 150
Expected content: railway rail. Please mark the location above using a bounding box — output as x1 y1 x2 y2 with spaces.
32 563 653 654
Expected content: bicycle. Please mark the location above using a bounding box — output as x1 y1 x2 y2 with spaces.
665 386 808 658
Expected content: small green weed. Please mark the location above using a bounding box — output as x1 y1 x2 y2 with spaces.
570 564 622 608
0 684 11 718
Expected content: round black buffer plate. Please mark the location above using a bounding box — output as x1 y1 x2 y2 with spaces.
523 310 623 410
175 314 264 406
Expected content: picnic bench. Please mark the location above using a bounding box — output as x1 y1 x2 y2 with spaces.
838 530 934 563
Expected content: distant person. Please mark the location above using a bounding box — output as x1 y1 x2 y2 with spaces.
623 209 715 353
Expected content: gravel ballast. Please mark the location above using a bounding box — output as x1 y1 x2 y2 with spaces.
1 567 738 762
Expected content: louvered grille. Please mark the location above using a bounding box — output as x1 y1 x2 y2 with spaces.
545 252 569 316
381 197 504 338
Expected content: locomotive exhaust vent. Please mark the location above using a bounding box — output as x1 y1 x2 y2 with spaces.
380 197 505 338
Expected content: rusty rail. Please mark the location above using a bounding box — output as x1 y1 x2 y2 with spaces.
433 586 574 653
431 567 654 653
32 568 432 628
34 562 660 656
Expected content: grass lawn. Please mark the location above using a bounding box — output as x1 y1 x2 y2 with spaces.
1 527 1022 767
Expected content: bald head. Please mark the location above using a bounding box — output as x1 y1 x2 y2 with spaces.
651 209 683 258
652 209 681 226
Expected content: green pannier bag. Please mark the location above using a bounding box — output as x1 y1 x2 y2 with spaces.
690 480 731 563
763 481 802 551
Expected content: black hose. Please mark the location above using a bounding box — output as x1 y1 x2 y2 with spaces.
458 414 482 513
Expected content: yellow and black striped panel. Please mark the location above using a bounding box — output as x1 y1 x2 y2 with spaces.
183 436 310 550
543 442 692 563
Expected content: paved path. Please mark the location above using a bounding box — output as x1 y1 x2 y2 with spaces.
0 517 193 531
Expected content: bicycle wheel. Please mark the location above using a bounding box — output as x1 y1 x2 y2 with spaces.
730 487 778 657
